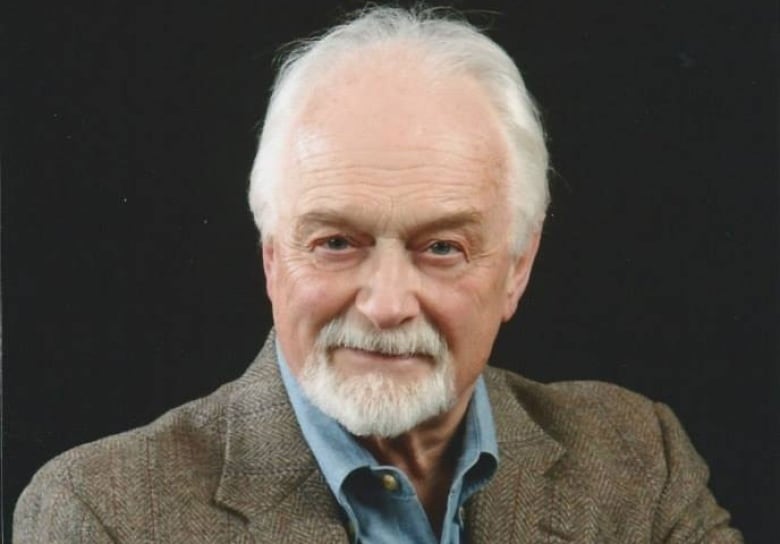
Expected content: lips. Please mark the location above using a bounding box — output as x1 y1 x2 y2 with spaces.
331 346 433 371
348 346 417 358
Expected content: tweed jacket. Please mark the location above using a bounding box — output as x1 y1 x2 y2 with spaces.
15 333 742 543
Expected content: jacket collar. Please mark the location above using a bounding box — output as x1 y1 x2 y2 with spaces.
465 368 578 543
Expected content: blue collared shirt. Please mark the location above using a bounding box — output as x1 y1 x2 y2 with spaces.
277 343 498 543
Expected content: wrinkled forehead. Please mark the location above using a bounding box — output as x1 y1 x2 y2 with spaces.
282 46 511 186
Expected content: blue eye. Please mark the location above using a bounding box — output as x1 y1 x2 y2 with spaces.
429 241 457 255
325 236 351 250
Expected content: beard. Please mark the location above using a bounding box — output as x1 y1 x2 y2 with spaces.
298 316 456 438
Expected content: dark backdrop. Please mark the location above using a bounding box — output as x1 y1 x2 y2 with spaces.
3 1 777 541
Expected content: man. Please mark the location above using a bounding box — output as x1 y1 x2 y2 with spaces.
14 6 742 543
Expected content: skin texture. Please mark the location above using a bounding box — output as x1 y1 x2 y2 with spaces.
262 46 541 531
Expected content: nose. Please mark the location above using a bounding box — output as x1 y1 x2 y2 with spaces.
355 243 421 329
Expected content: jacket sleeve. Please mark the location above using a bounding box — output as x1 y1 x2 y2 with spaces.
14 469 117 544
651 402 743 544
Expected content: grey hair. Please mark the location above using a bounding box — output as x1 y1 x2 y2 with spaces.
248 5 549 254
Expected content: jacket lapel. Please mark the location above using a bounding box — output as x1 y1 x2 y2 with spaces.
466 368 582 544
214 333 347 542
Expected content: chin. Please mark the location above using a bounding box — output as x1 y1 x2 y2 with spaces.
300 347 456 437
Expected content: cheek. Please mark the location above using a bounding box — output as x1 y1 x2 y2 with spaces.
272 255 360 370
275 253 355 326
429 264 507 321
419 269 508 385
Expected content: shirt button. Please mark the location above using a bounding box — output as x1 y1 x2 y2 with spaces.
380 473 399 492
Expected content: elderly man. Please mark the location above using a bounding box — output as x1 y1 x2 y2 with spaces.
15 6 741 543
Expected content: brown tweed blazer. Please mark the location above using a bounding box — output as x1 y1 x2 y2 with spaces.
15 333 742 543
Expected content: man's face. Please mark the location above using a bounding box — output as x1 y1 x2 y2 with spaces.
263 54 539 434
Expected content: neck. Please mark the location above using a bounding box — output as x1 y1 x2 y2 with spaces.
357 385 474 537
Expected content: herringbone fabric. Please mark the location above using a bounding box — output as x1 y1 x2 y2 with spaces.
14 332 743 542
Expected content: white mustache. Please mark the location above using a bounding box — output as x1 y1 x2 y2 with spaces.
316 317 447 358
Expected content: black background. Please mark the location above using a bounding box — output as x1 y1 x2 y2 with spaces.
3 1 777 541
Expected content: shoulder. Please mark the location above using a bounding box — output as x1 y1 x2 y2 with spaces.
28 376 235 487
484 365 660 430
14 379 236 540
14 336 292 542
482 367 742 541
483 366 699 479
18 334 282 509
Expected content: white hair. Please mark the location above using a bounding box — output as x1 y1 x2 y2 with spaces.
299 315 455 438
248 5 549 254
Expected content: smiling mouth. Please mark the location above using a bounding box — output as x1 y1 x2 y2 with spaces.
332 346 433 366
350 347 418 358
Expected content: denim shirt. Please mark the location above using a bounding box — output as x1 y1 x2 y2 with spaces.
277 344 498 543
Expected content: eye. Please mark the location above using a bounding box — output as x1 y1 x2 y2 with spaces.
323 236 351 251
427 241 461 256
309 234 363 269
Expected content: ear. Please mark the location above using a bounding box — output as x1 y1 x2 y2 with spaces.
502 231 541 321
261 238 276 301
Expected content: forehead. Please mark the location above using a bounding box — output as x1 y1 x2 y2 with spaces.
277 48 511 225
292 47 507 161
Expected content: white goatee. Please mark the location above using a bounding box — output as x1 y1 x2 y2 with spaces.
299 316 456 437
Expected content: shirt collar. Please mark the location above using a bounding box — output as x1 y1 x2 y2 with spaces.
276 340 498 501
453 371 498 499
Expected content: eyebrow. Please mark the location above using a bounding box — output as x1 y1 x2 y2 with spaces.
407 210 485 237
293 209 485 240
293 211 357 241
